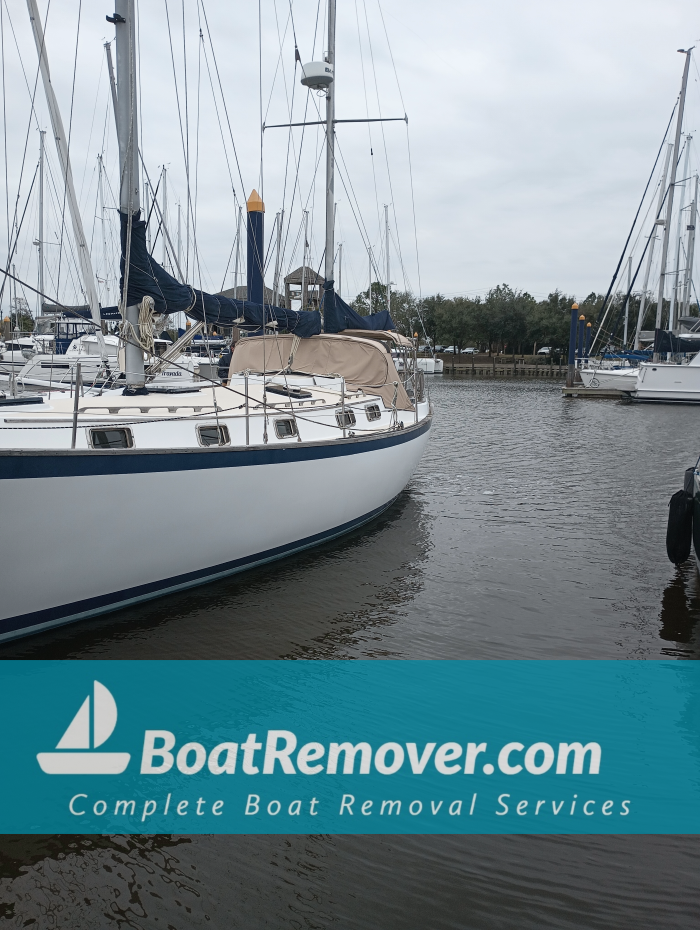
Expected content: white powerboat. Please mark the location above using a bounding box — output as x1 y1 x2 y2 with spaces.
392 352 442 374
0 335 41 375
632 353 700 402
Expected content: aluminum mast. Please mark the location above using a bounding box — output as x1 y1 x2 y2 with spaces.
669 134 692 330
26 0 106 356
98 154 110 307
655 48 694 330
272 209 284 306
385 204 390 314
324 0 336 304
162 167 168 272
35 130 45 316
682 175 698 315
112 0 145 391
634 143 673 349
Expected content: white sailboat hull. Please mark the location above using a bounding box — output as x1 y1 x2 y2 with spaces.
0 417 431 641
632 360 700 403
579 367 638 391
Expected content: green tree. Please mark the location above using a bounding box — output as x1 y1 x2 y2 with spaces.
527 290 576 353
437 297 479 351
417 293 448 347
480 284 534 354
10 299 34 332
352 282 390 316
388 290 418 337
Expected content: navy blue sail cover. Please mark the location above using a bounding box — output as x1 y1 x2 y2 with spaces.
321 279 396 333
653 328 700 354
101 212 321 337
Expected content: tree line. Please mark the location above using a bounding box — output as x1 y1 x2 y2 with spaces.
354 283 608 354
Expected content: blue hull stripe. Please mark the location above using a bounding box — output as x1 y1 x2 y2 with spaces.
0 417 431 479
0 499 397 639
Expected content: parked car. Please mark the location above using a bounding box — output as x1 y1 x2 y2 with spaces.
418 344 431 353
434 345 447 353
443 346 458 353
460 347 478 354
537 346 552 355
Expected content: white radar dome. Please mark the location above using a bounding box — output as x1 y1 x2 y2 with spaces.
300 61 334 91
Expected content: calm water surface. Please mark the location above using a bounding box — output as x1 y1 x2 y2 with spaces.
2 377 699 927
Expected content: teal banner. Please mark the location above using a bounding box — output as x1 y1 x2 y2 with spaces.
1 661 698 834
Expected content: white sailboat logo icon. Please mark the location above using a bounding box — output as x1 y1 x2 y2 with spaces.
37 681 131 774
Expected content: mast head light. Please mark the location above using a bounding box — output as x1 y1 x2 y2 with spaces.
301 61 334 91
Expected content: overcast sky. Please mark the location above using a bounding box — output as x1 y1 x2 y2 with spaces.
2 0 700 312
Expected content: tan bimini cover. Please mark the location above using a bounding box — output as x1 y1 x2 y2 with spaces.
341 329 414 348
229 333 414 411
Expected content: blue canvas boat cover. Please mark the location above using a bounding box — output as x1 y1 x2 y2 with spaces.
101 212 321 337
321 280 396 333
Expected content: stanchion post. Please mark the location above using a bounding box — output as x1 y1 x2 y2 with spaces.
71 362 82 449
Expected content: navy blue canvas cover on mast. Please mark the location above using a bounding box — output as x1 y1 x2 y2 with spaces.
101 212 322 337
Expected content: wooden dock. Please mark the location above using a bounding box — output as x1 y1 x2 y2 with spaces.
561 386 626 399
439 360 565 378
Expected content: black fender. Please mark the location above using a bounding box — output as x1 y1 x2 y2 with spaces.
666 467 695 564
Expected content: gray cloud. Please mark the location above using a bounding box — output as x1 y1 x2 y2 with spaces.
2 0 698 313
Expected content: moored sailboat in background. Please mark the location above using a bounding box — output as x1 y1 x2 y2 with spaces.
579 47 700 399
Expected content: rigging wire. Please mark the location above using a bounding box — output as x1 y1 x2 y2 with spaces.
77 54 106 210
355 0 382 263
197 19 239 205
362 0 405 287
376 0 421 298
0 0 46 310
194 24 203 279
258 0 264 197
182 0 191 281
264 0 292 126
276 0 318 276
1 162 38 307
199 1 246 197
593 101 679 336
1 0 8 287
